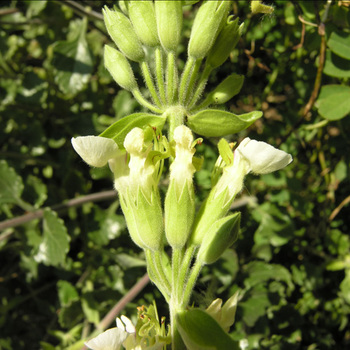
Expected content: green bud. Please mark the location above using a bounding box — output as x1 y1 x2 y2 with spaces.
155 0 183 52
165 180 195 249
187 109 263 138
128 1 160 47
120 188 164 251
103 6 145 62
104 45 137 91
188 0 231 59
190 188 231 246
197 212 240 264
206 17 243 69
118 0 129 15
165 125 197 248
203 74 244 106
251 0 274 14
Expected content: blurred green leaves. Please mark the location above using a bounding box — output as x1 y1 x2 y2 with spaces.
51 18 93 95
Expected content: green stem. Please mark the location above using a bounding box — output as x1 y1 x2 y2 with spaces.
170 299 186 350
181 258 203 309
167 106 186 142
145 250 170 302
184 58 202 106
178 56 195 105
153 250 172 293
140 61 162 107
155 47 167 106
177 245 195 303
132 89 164 114
166 51 178 105
188 64 213 109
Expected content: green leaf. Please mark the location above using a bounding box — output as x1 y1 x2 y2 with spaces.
315 84 350 120
323 50 350 78
327 31 350 60
187 109 262 137
100 113 166 148
176 309 240 350
0 160 24 205
25 175 47 208
57 280 79 307
243 261 294 293
239 284 271 327
340 270 350 304
35 208 70 267
52 18 93 95
81 294 100 325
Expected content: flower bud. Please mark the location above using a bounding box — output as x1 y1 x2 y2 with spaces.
120 187 164 251
206 17 244 69
155 0 183 52
251 0 274 14
188 0 231 59
197 212 240 265
103 6 145 62
165 126 196 248
128 1 160 47
104 45 137 91
203 74 244 106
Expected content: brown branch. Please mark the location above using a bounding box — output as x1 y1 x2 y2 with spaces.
0 190 116 235
0 8 19 16
329 195 350 222
57 0 104 21
277 20 327 146
80 273 150 350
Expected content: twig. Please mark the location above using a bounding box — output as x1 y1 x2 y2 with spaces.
80 273 150 350
0 8 19 16
277 2 330 147
0 190 116 234
329 195 350 221
57 0 104 21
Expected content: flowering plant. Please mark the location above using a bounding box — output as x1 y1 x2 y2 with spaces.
72 1 291 349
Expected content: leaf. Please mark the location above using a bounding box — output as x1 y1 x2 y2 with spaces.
187 109 262 137
57 280 79 307
327 31 350 60
176 309 240 350
35 208 70 267
25 175 48 208
100 113 166 148
239 284 271 327
52 18 93 95
243 261 294 293
0 160 24 205
322 50 350 78
315 84 350 120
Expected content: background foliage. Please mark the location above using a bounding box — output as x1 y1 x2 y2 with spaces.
1 1 349 349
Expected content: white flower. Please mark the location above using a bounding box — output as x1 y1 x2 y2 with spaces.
215 137 292 201
123 127 155 197
170 125 196 188
85 327 128 350
85 316 137 350
237 137 293 174
71 136 120 168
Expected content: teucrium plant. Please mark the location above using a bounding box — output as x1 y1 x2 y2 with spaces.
73 1 292 349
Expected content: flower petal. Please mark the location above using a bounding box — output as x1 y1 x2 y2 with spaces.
237 138 292 174
120 315 136 334
72 136 119 167
85 327 128 350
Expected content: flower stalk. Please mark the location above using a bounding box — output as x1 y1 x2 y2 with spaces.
75 2 291 349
